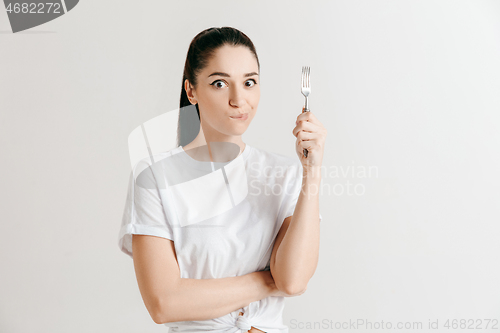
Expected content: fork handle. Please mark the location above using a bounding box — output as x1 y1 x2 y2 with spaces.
302 107 310 158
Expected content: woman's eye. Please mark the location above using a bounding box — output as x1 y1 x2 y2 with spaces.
211 80 227 89
245 79 257 87
210 79 257 89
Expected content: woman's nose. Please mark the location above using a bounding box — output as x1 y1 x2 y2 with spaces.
229 87 247 107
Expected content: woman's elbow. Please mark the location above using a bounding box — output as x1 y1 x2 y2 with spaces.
152 312 164 325
278 280 308 296
272 270 307 296
287 284 308 296
151 298 174 324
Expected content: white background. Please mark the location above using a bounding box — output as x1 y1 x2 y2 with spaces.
1 0 499 332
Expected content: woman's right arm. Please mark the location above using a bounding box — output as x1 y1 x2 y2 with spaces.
132 234 282 324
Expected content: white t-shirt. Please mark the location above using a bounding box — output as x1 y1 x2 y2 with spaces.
118 144 322 333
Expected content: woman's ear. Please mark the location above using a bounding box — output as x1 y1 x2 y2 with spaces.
184 79 198 105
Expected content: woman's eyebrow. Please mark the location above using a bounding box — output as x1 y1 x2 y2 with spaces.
208 72 259 78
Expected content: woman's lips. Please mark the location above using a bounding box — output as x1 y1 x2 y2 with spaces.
230 113 248 120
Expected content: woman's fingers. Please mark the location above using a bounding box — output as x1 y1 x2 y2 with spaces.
296 110 322 127
292 119 321 137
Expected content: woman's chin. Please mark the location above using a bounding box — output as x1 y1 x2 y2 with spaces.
225 122 249 133
224 127 247 136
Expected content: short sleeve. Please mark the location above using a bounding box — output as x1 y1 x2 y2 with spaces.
118 161 174 259
278 160 323 226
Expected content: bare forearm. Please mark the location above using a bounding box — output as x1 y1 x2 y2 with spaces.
156 271 275 324
273 171 321 293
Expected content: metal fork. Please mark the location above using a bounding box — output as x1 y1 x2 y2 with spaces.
301 66 311 158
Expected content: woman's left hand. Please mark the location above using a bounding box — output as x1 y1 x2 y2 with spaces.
293 107 327 177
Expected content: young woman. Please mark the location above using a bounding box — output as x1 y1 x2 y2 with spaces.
119 27 326 333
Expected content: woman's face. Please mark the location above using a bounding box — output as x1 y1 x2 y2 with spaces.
185 44 260 138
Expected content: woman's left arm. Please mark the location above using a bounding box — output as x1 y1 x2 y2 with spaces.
270 109 327 295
